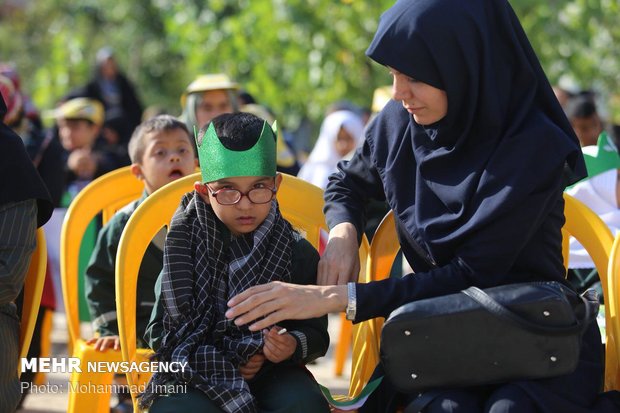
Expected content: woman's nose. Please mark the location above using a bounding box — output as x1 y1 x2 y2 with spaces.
392 75 411 101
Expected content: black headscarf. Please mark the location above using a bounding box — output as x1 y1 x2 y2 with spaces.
364 0 585 266
1 95 53 227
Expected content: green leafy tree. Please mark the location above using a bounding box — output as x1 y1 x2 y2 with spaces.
512 0 620 120
1 0 619 129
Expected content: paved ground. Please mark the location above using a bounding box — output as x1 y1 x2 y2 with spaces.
18 313 351 413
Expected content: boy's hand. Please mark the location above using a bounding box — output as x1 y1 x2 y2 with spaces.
239 353 265 380
262 326 296 363
86 335 120 352
68 149 97 179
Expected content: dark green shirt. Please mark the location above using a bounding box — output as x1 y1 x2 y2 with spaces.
85 192 165 346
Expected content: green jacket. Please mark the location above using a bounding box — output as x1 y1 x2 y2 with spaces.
85 192 164 346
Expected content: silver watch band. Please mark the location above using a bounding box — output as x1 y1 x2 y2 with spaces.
346 282 357 321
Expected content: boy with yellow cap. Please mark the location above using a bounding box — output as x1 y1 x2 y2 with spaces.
142 112 329 413
54 97 125 194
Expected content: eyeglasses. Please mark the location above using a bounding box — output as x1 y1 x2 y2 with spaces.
205 182 277 205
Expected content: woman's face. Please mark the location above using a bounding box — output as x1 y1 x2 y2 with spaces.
389 68 448 125
335 126 356 157
100 58 118 80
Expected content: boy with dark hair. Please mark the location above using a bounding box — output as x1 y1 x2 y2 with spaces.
86 114 197 350
566 95 604 147
142 112 329 412
85 115 197 412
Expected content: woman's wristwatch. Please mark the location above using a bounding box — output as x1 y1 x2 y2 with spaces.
345 282 357 321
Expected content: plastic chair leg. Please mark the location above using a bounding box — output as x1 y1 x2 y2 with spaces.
66 339 122 413
334 313 353 376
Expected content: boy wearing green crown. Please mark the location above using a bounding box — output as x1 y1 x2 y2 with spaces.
142 112 330 412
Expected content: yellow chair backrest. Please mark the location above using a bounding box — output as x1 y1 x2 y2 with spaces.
559 194 615 391
19 228 47 372
349 193 617 395
605 233 620 390
606 234 620 391
349 211 399 396
116 172 369 410
60 166 143 345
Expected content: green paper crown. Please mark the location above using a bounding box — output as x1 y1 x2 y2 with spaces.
196 120 277 183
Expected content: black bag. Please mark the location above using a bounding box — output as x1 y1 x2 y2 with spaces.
380 281 598 393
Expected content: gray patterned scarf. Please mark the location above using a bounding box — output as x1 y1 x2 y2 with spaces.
140 192 293 412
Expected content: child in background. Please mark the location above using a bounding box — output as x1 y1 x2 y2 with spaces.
84 115 197 412
566 95 604 148
54 98 110 191
142 112 329 413
297 110 365 189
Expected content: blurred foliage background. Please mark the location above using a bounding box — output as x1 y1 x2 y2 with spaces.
1 0 619 132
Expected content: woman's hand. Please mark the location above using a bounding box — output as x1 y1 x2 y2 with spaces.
239 353 265 380
318 222 360 285
226 281 348 331
262 326 296 363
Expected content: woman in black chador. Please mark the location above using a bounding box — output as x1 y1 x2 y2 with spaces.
226 0 620 411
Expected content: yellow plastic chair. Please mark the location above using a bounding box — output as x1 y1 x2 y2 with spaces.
606 233 620 391
116 172 369 411
349 211 399 396
334 247 370 376
558 194 616 391
60 166 144 413
349 193 617 395
19 228 47 375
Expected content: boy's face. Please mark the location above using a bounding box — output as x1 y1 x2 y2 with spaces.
195 174 282 236
195 89 234 128
570 115 602 147
58 118 100 151
131 128 197 194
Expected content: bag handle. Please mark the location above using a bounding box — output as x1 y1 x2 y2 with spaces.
462 286 597 336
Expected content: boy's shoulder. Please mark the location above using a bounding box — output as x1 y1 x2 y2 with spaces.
288 233 320 285
104 195 146 231
290 231 320 260
172 191 200 220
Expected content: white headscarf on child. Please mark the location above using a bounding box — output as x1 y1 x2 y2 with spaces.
297 110 365 189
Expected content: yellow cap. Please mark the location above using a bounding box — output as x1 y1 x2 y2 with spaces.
54 98 104 126
181 74 238 108
372 86 392 113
